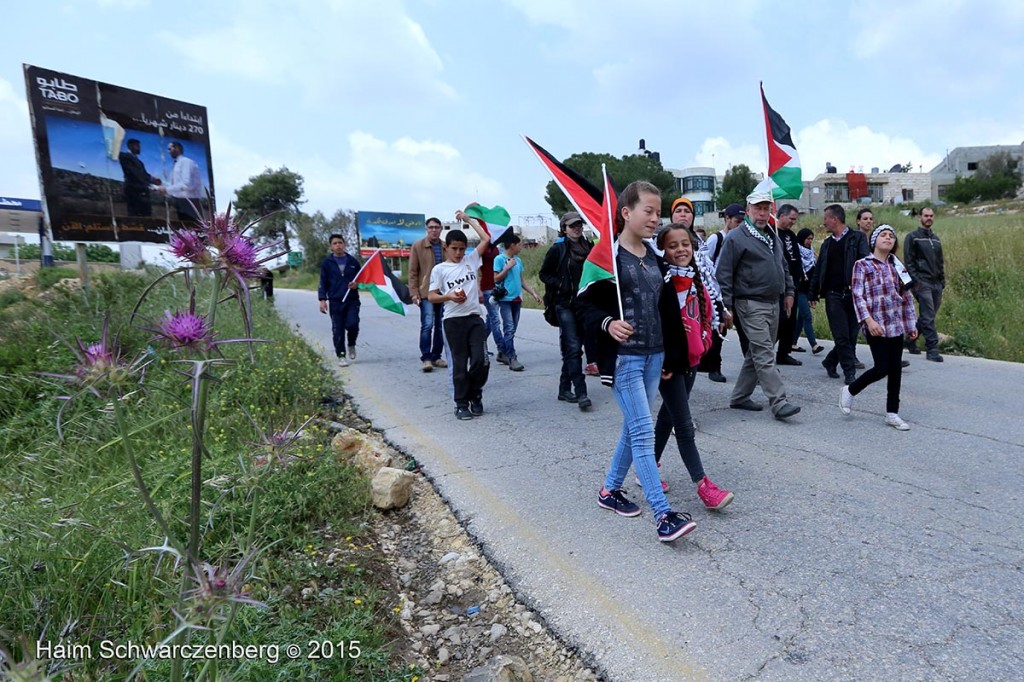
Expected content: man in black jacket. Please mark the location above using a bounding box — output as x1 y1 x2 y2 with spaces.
903 207 945 362
774 204 803 366
539 211 594 409
118 139 159 217
811 204 870 384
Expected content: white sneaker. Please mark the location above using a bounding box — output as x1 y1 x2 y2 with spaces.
840 386 853 415
338 356 349 367
885 413 910 430
348 345 356 360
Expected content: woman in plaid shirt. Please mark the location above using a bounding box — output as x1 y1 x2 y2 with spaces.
840 225 919 430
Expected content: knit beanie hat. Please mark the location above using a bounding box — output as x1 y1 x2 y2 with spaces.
870 224 897 250
670 197 694 215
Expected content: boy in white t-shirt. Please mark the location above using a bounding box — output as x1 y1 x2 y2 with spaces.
428 211 492 420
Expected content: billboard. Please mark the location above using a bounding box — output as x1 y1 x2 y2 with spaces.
357 211 424 254
24 64 215 243
0 197 43 234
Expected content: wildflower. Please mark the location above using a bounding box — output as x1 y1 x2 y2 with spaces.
169 229 211 265
184 551 266 620
157 309 213 351
41 314 149 438
242 407 315 469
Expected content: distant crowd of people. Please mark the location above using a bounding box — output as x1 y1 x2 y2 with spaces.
315 188 946 543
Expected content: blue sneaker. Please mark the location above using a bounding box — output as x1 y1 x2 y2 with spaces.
597 488 641 517
656 511 697 542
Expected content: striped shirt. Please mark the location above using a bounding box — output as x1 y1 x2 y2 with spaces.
851 254 917 337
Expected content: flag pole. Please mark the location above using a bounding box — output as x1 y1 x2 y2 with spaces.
341 248 378 304
759 81 779 233
602 163 625 322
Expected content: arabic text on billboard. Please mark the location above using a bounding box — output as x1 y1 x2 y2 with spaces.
24 64 216 243
357 212 424 250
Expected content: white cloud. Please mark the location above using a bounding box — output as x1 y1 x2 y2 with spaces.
301 131 504 216
795 119 943 176
689 120 945 180
211 130 504 218
158 1 456 106
0 79 41 199
848 0 1024 96
692 137 763 174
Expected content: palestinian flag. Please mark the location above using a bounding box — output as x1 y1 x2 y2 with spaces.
761 82 803 200
464 204 514 246
523 136 604 228
577 164 619 296
354 249 411 315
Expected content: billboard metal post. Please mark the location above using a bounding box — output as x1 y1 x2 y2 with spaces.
76 242 89 288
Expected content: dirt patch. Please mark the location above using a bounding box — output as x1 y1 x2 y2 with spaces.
325 395 601 682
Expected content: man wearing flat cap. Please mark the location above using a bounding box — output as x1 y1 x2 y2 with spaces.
715 190 801 420
539 211 595 410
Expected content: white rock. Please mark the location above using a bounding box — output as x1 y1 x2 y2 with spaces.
439 551 461 565
489 623 507 643
370 467 414 509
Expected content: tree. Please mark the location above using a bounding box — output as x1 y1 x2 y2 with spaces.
944 152 1022 203
16 243 119 262
233 167 305 252
715 164 757 209
294 209 356 273
542 152 680 218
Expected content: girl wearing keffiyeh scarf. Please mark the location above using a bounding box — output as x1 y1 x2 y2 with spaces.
650 224 735 510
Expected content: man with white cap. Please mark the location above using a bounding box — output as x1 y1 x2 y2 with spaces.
715 189 801 420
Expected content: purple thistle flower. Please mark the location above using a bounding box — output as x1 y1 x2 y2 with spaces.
219 232 263 279
242 407 315 469
169 229 211 265
40 314 150 439
157 309 214 351
184 552 266 619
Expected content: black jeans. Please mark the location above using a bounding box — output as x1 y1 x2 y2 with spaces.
653 369 705 482
776 300 796 359
328 299 360 357
823 291 860 378
555 302 587 397
849 334 905 414
443 315 489 407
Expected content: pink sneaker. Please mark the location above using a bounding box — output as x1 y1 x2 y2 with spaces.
697 476 734 510
634 461 669 492
584 362 599 377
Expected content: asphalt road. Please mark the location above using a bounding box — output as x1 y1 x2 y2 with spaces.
275 288 1023 682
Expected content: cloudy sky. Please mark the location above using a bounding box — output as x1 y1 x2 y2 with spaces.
2 0 1023 233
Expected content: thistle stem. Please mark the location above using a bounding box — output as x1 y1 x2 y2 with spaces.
111 398 186 560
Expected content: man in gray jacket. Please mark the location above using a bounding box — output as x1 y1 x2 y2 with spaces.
716 190 801 420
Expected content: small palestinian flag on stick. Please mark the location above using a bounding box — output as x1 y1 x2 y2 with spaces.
464 203 515 246
577 163 619 299
761 82 803 200
351 249 411 315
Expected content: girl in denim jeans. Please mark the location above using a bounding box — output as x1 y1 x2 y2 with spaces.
651 224 735 511
579 181 696 543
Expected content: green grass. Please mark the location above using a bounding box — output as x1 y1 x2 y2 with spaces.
0 270 417 680
786 205 1024 362
274 268 319 291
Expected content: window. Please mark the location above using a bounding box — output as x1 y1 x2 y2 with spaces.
825 184 849 202
682 176 715 193
967 162 978 171
937 185 950 199
902 188 914 202
694 201 714 216
867 183 885 202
